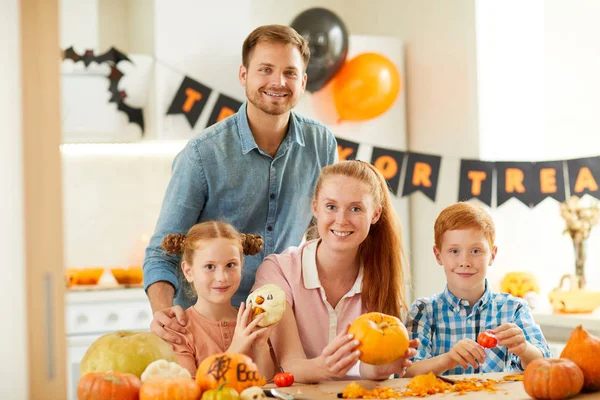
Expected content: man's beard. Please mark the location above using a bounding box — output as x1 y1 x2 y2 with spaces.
246 87 296 116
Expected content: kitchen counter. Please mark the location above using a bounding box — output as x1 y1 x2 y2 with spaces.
264 373 600 399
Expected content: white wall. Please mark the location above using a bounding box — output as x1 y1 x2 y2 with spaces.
476 0 600 295
0 0 28 397
342 0 480 299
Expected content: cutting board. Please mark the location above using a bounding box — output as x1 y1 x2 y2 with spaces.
264 372 600 399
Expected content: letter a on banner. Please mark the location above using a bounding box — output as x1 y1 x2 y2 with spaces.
458 159 495 206
402 152 441 201
166 76 212 128
206 94 243 128
567 157 600 200
336 137 359 161
495 162 534 207
371 147 405 195
531 161 566 205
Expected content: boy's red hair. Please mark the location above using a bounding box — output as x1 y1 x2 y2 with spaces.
434 202 495 249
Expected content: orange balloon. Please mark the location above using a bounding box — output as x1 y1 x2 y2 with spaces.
333 53 401 121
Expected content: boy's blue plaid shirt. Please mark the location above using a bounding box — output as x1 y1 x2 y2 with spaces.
406 280 551 375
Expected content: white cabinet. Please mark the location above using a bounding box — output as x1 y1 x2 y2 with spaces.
65 288 152 400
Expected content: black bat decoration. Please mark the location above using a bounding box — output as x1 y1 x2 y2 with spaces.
115 91 145 133
61 45 144 134
108 65 124 103
63 46 131 67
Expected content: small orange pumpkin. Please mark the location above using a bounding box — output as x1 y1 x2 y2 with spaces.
560 325 600 392
196 353 265 394
347 312 409 365
77 371 141 400
523 358 583 400
139 377 201 400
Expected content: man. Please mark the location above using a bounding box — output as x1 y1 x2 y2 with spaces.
143 24 338 342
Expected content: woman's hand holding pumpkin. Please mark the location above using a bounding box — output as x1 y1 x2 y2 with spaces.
319 330 361 379
227 301 268 355
446 338 486 370
494 323 527 356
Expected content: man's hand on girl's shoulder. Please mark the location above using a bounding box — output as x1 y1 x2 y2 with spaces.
150 305 188 344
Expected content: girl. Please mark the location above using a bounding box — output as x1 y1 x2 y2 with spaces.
160 221 275 379
253 160 419 383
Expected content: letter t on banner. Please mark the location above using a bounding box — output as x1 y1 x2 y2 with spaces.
166 76 212 128
458 159 495 207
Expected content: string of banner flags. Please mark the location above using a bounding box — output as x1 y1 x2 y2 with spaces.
336 136 600 208
61 46 600 209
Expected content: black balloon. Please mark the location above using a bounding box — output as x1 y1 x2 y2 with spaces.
291 8 349 93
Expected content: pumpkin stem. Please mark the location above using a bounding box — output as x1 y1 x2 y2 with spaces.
217 382 228 391
378 322 390 332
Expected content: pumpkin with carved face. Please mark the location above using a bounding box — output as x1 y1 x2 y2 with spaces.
246 284 286 327
501 272 540 298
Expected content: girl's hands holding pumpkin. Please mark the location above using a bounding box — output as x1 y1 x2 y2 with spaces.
227 301 268 355
319 330 361 379
446 338 486 370
494 323 527 356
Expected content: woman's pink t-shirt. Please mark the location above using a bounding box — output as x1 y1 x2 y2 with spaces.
253 239 365 377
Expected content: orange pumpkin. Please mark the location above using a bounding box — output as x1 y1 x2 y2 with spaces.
196 353 266 394
139 377 201 400
560 324 600 392
347 312 409 365
523 358 583 400
77 371 141 400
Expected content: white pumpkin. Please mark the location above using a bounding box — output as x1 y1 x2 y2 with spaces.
246 284 286 327
140 359 191 382
240 386 267 400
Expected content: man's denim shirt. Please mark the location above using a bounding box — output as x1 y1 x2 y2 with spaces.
143 103 338 309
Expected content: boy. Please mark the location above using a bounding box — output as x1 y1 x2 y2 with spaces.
405 202 550 376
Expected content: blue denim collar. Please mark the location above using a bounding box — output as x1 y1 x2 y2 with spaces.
236 102 305 155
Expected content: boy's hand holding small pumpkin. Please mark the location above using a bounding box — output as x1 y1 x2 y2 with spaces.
494 323 527 356
446 338 486 370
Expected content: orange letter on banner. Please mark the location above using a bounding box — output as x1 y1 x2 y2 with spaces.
412 162 432 187
468 171 487 196
217 107 235 122
574 167 599 193
373 156 398 179
540 168 557 194
183 89 202 112
505 168 526 193
338 146 354 161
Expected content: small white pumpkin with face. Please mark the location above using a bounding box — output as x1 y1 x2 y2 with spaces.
240 386 267 400
246 284 286 327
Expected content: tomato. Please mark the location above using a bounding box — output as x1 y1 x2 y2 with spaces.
477 330 498 348
274 372 294 387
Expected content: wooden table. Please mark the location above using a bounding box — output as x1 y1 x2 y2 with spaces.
265 372 600 399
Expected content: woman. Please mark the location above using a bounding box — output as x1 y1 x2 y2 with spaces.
253 160 418 383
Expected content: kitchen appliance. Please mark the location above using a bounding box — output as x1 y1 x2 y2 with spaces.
65 288 152 400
